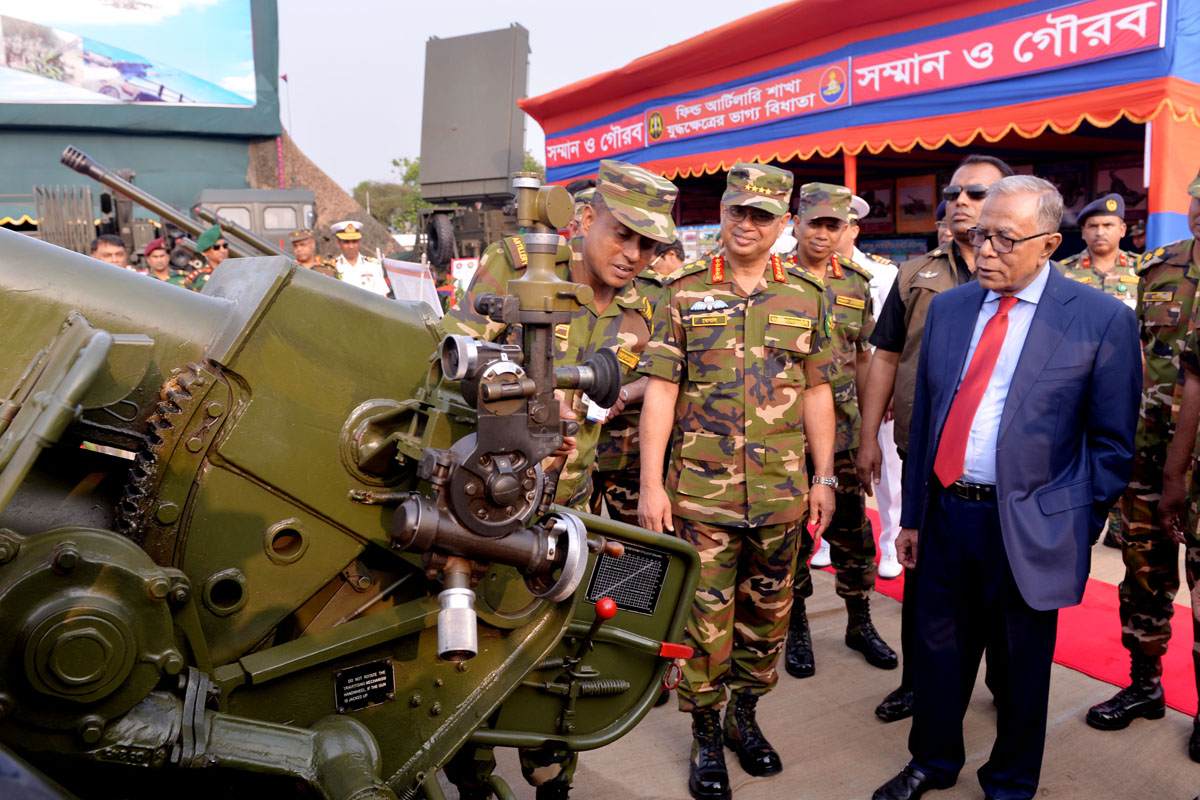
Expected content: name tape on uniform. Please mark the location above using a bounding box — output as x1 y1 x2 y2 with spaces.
555 323 571 339
616 347 639 369
835 295 866 309
768 314 812 329
689 313 729 327
1144 291 1174 302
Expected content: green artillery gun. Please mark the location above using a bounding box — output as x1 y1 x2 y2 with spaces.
0 171 698 799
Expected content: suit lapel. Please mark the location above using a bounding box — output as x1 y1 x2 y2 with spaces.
937 283 986 432
998 265 1076 442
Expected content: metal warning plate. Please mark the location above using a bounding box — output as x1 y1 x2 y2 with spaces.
334 658 395 713
585 543 669 616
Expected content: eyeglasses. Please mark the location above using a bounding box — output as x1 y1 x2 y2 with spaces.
967 227 1054 254
725 205 779 226
943 184 990 203
212 242 229 250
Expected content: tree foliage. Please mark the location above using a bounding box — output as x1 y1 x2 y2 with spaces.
356 151 544 232
352 156 428 233
522 149 545 180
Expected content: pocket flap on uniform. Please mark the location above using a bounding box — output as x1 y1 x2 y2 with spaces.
678 430 740 463
1036 479 1092 515
762 430 805 463
763 329 813 354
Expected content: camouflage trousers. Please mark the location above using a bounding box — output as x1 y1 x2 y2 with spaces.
1118 463 1200 659
589 465 641 525
518 747 577 789
794 449 877 600
674 515 803 712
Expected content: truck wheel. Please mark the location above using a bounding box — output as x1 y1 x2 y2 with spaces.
427 213 456 267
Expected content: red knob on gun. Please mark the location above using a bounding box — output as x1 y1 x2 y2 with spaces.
595 597 617 620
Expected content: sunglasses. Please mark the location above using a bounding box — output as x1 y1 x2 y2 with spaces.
211 242 229 251
725 205 779 226
943 184 990 202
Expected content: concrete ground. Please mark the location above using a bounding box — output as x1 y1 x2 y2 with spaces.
487 539 1200 799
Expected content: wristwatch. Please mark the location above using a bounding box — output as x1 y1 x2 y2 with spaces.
812 475 839 490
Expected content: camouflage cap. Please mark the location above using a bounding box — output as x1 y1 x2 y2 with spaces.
800 182 851 223
289 229 314 243
1189 166 1200 199
721 162 793 216
596 160 678 244
573 186 596 213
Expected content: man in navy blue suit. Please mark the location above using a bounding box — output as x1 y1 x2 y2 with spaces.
872 175 1140 800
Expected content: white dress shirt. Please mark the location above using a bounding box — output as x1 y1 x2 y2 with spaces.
855 247 898 321
957 262 1051 485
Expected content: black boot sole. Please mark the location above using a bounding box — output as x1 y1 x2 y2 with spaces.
688 776 732 800
845 634 898 669
722 732 783 777
1085 702 1166 731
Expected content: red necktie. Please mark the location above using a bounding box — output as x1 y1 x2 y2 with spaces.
933 295 1019 487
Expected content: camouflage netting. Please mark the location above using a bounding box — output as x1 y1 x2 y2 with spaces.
246 130 398 259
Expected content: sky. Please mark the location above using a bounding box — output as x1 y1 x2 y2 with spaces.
277 0 783 192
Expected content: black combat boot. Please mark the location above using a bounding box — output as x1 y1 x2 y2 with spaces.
845 596 898 669
723 693 783 777
784 598 815 678
689 708 731 800
1085 651 1165 730
1190 715 1200 763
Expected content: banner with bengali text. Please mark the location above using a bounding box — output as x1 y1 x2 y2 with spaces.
545 114 646 168
542 0 1167 169
852 0 1164 103
644 61 850 145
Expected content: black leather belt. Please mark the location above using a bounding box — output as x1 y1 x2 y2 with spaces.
944 480 997 503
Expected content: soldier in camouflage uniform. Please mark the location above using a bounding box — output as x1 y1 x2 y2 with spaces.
1159 181 1200 758
442 160 677 800
638 162 838 800
1087 169 1200 746
1060 193 1141 547
785 183 897 681
567 185 596 240
589 238 681 524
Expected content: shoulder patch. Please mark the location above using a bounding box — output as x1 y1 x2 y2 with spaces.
501 236 528 270
673 259 710 282
841 257 873 281
787 263 825 290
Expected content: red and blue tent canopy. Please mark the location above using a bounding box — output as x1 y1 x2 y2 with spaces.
521 0 1200 247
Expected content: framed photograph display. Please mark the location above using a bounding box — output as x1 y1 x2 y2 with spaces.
1041 161 1090 219
858 179 894 235
1095 158 1147 222
896 175 937 233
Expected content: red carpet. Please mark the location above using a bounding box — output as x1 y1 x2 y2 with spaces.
815 509 1197 715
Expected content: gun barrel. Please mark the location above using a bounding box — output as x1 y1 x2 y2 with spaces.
59 146 261 260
